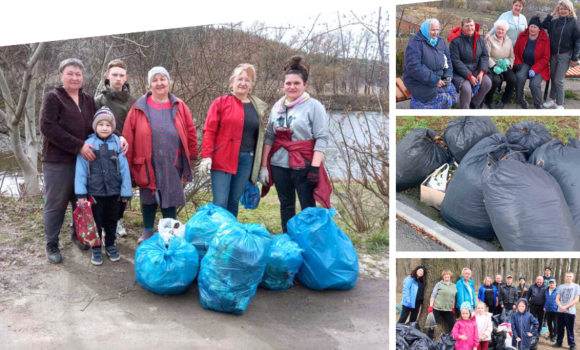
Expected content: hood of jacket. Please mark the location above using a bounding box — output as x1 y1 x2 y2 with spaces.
100 79 133 103
516 297 528 310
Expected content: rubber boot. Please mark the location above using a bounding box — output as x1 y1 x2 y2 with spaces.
137 230 154 245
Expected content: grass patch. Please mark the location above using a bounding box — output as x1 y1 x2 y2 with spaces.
366 232 389 254
565 90 580 100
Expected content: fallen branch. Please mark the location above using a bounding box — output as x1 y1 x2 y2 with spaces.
81 294 98 312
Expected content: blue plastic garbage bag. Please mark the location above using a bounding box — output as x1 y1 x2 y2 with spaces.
185 203 237 259
135 234 199 295
287 207 359 291
259 234 304 291
240 181 260 210
198 223 272 315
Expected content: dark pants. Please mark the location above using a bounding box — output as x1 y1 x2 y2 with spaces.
459 75 492 109
271 165 316 233
43 162 77 245
545 311 558 338
211 151 254 217
398 305 421 324
485 69 516 104
515 63 544 108
557 313 575 346
92 196 120 247
529 304 545 334
502 303 515 314
487 303 497 315
118 200 126 220
428 309 456 339
141 203 177 231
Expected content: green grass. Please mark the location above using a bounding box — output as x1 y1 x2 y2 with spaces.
565 90 580 100
396 116 579 143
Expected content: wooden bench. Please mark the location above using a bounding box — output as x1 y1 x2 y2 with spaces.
396 78 412 101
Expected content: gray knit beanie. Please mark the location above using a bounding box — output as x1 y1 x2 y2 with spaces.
93 106 116 133
148 66 170 85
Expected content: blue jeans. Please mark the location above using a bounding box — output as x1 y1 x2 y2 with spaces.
211 152 254 217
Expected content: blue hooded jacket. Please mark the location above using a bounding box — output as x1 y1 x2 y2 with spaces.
511 298 539 349
544 285 559 313
478 284 499 307
402 27 453 103
401 275 419 308
456 277 476 310
75 133 132 199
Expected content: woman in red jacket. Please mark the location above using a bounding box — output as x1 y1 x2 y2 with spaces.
197 64 268 217
123 67 198 244
513 16 551 109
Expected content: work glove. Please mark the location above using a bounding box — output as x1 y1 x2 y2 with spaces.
307 166 320 185
428 306 434 313
452 307 455 314
259 166 269 186
196 158 212 177
514 64 522 72
529 70 536 78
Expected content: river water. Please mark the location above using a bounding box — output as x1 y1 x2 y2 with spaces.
0 111 388 197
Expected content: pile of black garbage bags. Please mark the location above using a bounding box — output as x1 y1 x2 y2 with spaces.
395 322 455 350
396 116 580 251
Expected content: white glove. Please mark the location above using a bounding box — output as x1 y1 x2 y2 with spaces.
259 166 269 185
197 158 212 177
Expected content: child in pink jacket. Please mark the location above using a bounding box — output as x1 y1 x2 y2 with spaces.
452 302 480 350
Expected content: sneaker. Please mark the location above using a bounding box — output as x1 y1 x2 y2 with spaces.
497 101 505 109
519 99 529 109
116 220 127 237
570 347 575 350
71 233 89 251
552 336 558 342
556 105 564 109
553 344 563 348
543 100 557 108
105 246 121 262
91 247 103 266
46 242 62 264
484 101 496 109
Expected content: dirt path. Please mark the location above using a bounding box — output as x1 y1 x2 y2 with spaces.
0 219 388 350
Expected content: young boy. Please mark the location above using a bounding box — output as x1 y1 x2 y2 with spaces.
511 298 539 350
75 107 132 265
554 272 580 350
95 59 137 237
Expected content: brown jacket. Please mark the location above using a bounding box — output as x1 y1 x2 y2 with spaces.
39 87 96 163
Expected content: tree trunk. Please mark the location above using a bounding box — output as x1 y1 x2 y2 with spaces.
506 258 511 277
481 258 487 280
417 259 464 340
555 259 561 283
571 259 579 278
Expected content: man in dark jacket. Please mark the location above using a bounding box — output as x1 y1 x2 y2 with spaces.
493 274 506 316
544 267 554 287
527 276 547 335
544 278 559 342
500 275 519 312
94 59 136 238
448 18 491 109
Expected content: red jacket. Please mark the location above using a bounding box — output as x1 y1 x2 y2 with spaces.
123 93 198 191
201 94 265 175
514 28 551 81
261 128 332 209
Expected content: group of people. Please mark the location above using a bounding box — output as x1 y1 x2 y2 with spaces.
398 266 580 350
402 0 580 109
40 55 331 266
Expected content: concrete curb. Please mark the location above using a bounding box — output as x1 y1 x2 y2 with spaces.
396 200 488 252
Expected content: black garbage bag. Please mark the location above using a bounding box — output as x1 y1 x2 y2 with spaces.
501 309 514 324
396 128 451 192
444 116 499 163
505 121 552 159
410 338 433 350
437 334 455 350
493 330 507 350
492 314 501 328
397 333 411 350
529 139 580 234
406 321 421 331
397 323 432 346
529 336 539 350
482 156 580 251
441 134 525 240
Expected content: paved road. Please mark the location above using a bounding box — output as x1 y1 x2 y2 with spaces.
396 219 448 251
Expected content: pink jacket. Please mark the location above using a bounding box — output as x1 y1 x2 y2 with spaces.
452 318 480 350
474 313 493 342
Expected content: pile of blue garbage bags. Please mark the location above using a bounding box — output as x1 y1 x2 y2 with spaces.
135 204 360 315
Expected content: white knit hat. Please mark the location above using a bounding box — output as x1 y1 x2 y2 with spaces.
148 66 170 85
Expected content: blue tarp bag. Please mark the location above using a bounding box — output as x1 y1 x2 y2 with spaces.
240 181 260 210
287 207 359 291
135 234 199 295
185 203 237 259
198 223 272 315
259 234 304 291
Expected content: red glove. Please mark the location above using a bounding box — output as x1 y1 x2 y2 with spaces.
428 306 434 313
452 308 455 314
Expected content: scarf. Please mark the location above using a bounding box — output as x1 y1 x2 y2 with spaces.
421 19 440 47
274 92 311 113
